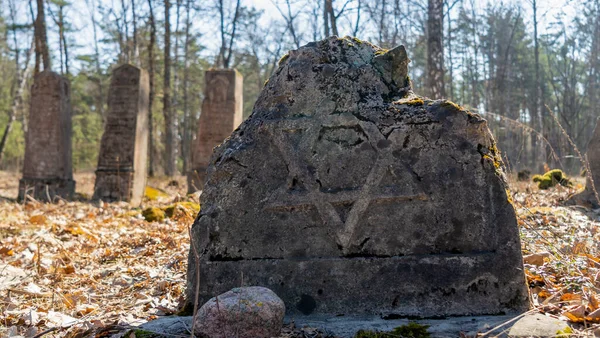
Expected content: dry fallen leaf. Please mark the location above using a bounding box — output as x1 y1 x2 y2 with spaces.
523 252 551 266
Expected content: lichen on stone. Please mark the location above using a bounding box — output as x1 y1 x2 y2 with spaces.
354 322 431 338
278 53 290 66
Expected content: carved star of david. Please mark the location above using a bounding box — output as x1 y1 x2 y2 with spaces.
263 110 428 252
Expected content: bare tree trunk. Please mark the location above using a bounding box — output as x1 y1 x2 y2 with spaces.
34 0 51 73
173 0 182 164
532 0 545 171
426 0 445 98
120 0 130 62
218 0 240 68
59 5 69 76
470 0 480 108
353 0 362 37
325 0 338 36
86 0 105 120
29 0 40 75
147 0 156 176
131 0 139 63
54 8 64 74
163 0 176 176
182 0 191 174
446 1 453 99
323 0 330 37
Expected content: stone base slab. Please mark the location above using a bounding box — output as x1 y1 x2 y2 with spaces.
189 253 528 317
93 171 135 202
137 313 569 338
18 177 75 202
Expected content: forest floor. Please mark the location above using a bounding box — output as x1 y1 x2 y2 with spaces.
0 172 599 337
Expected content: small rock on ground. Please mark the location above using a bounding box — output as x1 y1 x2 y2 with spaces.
194 286 285 338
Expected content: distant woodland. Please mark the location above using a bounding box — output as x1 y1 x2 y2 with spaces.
0 0 597 176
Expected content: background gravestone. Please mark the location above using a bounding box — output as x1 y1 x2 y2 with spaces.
187 69 243 193
568 117 600 208
93 64 149 206
18 71 75 202
186 37 529 317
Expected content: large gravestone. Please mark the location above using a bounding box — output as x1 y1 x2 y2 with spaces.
187 69 243 193
186 37 528 317
18 71 75 202
93 64 149 206
568 117 600 208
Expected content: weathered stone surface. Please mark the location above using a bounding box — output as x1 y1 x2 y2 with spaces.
137 314 532 338
568 117 600 208
508 313 570 337
188 69 243 193
194 286 285 338
19 71 74 202
186 37 528 317
93 64 149 206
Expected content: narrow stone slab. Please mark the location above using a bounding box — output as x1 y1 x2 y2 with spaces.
568 117 600 208
186 37 528 317
138 314 566 338
18 71 74 202
187 69 243 193
93 64 149 205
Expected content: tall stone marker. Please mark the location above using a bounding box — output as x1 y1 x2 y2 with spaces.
188 69 243 193
186 37 529 318
93 64 149 206
568 117 600 208
19 71 75 202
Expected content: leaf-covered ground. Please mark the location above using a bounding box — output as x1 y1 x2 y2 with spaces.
1 172 599 337
512 177 600 336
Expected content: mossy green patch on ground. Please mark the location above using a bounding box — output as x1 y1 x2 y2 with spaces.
164 201 200 218
144 186 169 200
142 207 165 222
532 169 573 190
129 329 162 338
354 322 431 338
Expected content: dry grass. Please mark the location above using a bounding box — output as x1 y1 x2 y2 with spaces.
0 173 194 337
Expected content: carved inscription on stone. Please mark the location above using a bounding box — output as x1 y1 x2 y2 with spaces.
186 37 528 318
93 64 149 205
207 75 230 103
18 71 75 202
263 114 429 253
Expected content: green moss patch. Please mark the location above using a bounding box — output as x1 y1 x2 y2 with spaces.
144 186 169 200
142 207 165 222
532 169 573 189
164 202 200 218
354 322 431 338
278 53 290 66
402 98 424 106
